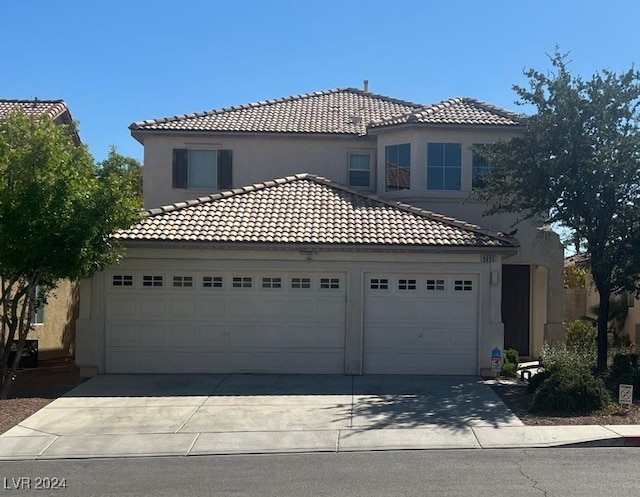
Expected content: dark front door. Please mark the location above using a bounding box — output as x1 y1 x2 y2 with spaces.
502 265 530 356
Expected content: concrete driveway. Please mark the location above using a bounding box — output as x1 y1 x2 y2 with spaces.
0 374 525 459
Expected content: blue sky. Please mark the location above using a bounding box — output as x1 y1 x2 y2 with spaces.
2 0 639 163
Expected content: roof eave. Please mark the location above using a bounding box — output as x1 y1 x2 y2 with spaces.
115 239 519 254
367 122 527 134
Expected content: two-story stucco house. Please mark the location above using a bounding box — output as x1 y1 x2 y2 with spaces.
76 86 564 377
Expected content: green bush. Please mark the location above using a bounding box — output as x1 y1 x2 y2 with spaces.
526 370 552 394
530 369 610 414
566 320 597 358
501 361 518 377
540 342 594 373
503 348 519 367
611 353 636 378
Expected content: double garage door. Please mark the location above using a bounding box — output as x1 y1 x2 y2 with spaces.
105 271 347 373
104 269 478 375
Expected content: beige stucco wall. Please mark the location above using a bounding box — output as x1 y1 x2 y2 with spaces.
27 279 78 361
76 246 509 377
140 133 377 209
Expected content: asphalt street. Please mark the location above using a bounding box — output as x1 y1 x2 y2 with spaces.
2 448 640 497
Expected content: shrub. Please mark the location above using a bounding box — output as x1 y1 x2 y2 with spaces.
565 320 597 357
611 353 637 378
526 369 552 394
503 348 519 367
540 342 594 373
529 369 610 414
501 361 518 377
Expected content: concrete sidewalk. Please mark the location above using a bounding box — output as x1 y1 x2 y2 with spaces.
0 374 639 460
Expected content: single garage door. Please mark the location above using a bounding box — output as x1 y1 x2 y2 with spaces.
104 270 346 373
364 273 478 375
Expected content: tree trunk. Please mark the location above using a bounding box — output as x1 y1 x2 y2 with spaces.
596 290 610 372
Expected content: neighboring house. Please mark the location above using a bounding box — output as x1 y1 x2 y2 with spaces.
564 254 639 344
76 86 565 377
0 99 80 361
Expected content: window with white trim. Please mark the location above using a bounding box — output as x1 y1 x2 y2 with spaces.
262 277 282 289
370 278 389 290
173 276 193 288
427 143 461 190
385 143 410 191
142 275 163 287
320 278 340 289
291 277 311 289
203 276 223 288
112 275 133 287
454 280 473 291
472 146 494 188
172 149 232 190
232 277 252 288
426 279 445 291
348 153 371 188
398 279 417 290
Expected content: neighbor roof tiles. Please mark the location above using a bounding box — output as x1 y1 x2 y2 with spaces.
0 99 71 120
116 174 517 248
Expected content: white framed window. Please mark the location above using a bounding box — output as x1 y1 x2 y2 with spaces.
348 153 371 188
385 143 410 191
291 277 311 289
370 278 389 290
172 276 193 288
202 276 223 288
262 277 282 289
232 276 252 288
427 143 461 190
398 279 417 290
172 149 232 190
142 275 163 287
320 278 340 290
426 279 445 291
454 280 473 291
112 275 133 287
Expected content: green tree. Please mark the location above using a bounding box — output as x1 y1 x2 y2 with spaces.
474 50 640 371
97 146 143 201
0 110 141 398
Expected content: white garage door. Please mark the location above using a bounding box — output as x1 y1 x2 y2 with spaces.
104 270 346 374
364 273 478 375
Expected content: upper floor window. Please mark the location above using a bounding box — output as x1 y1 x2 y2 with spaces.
348 153 371 188
427 143 461 190
385 143 410 191
472 148 494 188
172 149 232 190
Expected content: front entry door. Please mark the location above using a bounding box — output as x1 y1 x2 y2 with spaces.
502 265 530 356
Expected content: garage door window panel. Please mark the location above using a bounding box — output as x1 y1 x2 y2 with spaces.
112 275 134 287
426 279 445 291
370 278 389 290
232 277 253 289
202 276 223 288
173 276 193 288
142 275 163 288
291 277 311 289
262 277 282 289
320 278 340 290
398 279 416 290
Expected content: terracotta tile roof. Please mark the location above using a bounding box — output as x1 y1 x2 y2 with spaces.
0 99 71 121
116 174 518 249
0 98 80 144
129 88 425 135
130 90 525 136
369 97 526 128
